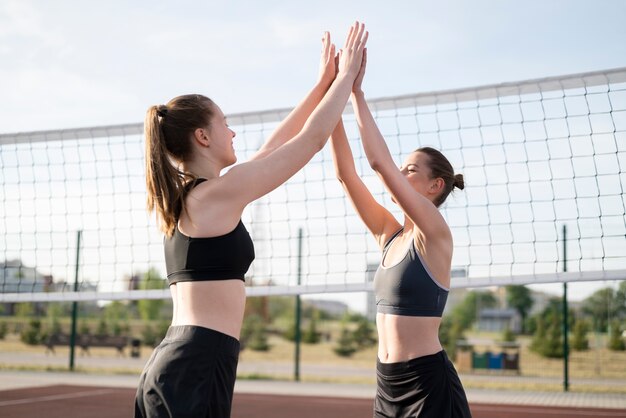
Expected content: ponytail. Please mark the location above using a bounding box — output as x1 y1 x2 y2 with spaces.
145 106 185 236
144 95 214 237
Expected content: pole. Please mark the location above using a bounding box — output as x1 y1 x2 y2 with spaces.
562 224 569 392
69 230 82 371
294 228 303 382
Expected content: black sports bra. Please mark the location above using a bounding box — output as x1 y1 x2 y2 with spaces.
373 229 449 317
164 179 255 285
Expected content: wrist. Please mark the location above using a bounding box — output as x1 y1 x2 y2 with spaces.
315 76 334 90
351 90 365 99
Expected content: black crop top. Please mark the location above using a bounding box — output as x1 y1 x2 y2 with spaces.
163 179 255 285
373 229 449 317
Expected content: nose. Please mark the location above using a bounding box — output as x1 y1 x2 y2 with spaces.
230 128 236 138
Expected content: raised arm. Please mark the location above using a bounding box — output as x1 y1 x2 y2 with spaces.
250 32 338 161
330 119 400 249
208 22 369 210
350 51 449 240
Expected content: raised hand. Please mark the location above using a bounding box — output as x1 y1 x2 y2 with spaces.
337 22 368 80
317 32 337 86
353 48 367 94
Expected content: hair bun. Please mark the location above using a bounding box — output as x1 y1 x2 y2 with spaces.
156 105 168 118
454 173 465 190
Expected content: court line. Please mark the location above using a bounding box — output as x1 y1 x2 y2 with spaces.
0 388 119 407
472 404 626 417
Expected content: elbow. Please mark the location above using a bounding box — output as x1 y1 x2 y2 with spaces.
368 157 383 172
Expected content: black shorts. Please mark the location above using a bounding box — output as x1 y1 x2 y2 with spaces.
375 350 472 418
135 325 240 418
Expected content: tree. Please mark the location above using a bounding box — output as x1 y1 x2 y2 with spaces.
530 316 547 354
21 319 42 345
505 285 533 333
571 318 589 351
501 327 516 343
352 315 376 348
616 281 626 319
439 316 466 360
582 287 618 332
333 323 357 357
530 299 568 358
302 310 321 344
137 268 166 321
451 291 497 331
608 320 625 351
241 315 270 351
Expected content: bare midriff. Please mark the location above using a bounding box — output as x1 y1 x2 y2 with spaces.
170 280 246 340
376 312 443 363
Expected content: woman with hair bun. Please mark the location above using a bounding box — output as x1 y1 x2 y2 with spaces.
330 48 471 417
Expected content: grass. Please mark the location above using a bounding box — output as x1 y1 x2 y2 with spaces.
1 328 625 393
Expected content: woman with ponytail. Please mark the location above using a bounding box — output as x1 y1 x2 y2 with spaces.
330 49 472 417
135 23 368 418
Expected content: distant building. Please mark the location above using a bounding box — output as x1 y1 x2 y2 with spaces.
1 259 52 293
305 299 349 317
477 308 522 333
1 259 97 315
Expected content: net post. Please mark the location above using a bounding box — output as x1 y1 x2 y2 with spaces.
562 224 569 392
69 230 82 371
294 228 303 382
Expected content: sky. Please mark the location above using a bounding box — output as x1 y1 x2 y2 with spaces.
1 0 626 134
1 0 626 311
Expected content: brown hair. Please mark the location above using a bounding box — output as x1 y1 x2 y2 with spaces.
144 94 215 236
415 146 464 207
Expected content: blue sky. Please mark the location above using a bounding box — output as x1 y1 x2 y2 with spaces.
1 1 625 310
1 0 626 133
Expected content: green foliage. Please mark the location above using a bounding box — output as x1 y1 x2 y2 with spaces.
531 315 563 358
333 323 357 357
96 318 109 337
104 301 130 324
137 269 166 321
608 320 625 351
525 316 537 335
501 327 516 343
543 316 564 358
530 317 546 354
302 310 321 344
505 285 533 333
141 325 157 346
282 318 297 342
14 302 35 317
451 291 497 330
352 315 376 349
582 287 620 332
79 321 91 335
20 319 42 345
49 317 62 336
571 319 589 351
156 320 170 341
439 316 466 360
0 321 8 339
242 315 270 351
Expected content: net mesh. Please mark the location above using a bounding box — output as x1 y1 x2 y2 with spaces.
1 68 625 302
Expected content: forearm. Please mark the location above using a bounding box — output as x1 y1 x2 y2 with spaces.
330 119 358 180
351 91 396 172
258 79 332 156
300 74 354 148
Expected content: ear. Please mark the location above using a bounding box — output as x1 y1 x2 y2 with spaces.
430 178 445 195
193 128 211 148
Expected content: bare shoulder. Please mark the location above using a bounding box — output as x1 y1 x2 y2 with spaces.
179 178 245 237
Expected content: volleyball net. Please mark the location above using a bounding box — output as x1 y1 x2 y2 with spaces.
1 67 625 303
